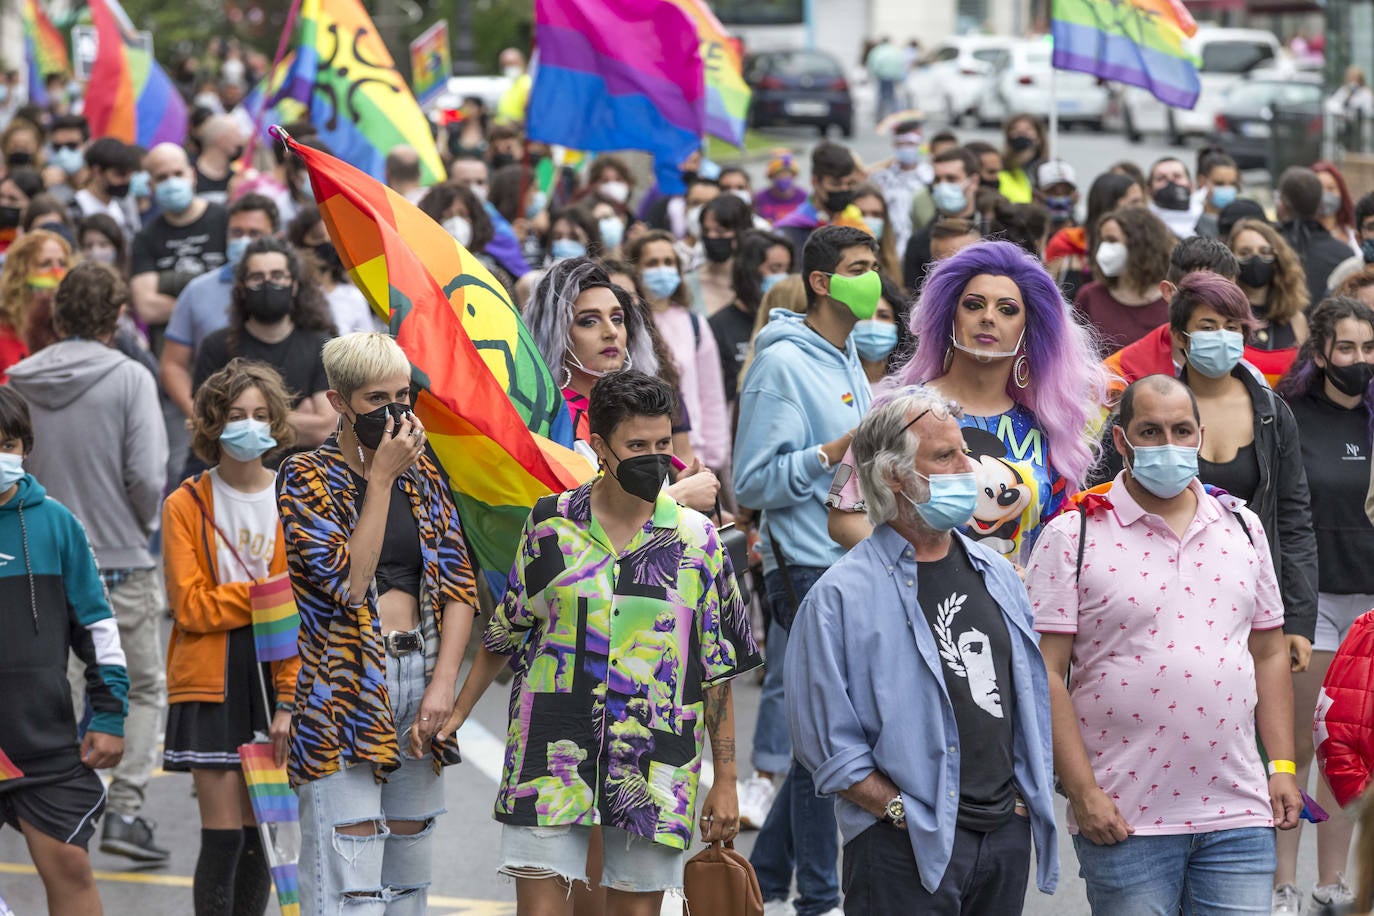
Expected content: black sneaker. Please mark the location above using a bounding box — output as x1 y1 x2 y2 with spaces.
100 813 170 862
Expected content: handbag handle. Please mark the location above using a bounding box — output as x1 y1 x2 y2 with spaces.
181 480 255 580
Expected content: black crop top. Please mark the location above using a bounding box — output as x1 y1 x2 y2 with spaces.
351 469 422 598
1197 442 1261 503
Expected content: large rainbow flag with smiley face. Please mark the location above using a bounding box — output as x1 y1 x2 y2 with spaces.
278 130 592 588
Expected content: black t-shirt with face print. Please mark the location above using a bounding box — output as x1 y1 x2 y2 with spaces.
916 537 1017 832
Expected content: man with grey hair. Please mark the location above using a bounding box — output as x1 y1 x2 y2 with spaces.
786 385 1059 913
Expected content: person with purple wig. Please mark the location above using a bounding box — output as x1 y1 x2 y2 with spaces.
1269 296 1374 912
827 239 1107 564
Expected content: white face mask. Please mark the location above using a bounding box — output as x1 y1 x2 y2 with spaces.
727 188 752 206
503 65 523 81
469 183 489 203
1096 241 1129 278
443 215 473 248
686 205 703 238
599 181 630 204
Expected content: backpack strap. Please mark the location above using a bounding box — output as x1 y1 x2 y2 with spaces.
1074 503 1090 586
180 477 255 580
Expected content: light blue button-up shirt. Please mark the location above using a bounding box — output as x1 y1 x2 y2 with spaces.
785 524 1059 894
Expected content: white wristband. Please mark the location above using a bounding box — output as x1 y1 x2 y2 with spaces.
816 444 832 470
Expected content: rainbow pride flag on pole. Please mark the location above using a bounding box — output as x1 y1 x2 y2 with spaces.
267 0 445 185
22 0 69 108
84 0 187 146
670 0 751 147
529 0 705 196
279 130 592 586
238 743 299 916
1050 0 1200 110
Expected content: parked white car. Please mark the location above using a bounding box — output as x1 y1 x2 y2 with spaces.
1119 26 1286 145
905 35 1018 125
977 38 1113 129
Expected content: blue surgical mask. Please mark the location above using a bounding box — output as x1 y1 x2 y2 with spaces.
1210 185 1237 210
1185 329 1244 379
49 146 85 176
906 471 978 531
852 319 898 362
550 238 587 262
598 217 625 250
526 191 548 220
895 145 923 167
226 236 250 264
760 272 786 296
1045 195 1075 218
0 453 23 490
219 418 277 462
931 180 967 215
1125 438 1198 499
129 170 151 199
863 216 886 239
154 175 195 214
642 265 681 300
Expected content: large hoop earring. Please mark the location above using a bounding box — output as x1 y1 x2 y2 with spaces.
942 346 953 374
1013 354 1030 389
623 354 634 372
559 365 572 388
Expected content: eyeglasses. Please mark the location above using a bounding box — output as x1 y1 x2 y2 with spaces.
898 399 964 437
245 271 291 289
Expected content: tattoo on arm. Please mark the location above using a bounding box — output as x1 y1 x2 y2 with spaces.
704 683 735 765
704 683 730 734
713 736 736 766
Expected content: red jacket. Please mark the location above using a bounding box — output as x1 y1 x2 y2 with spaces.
1314 609 1374 808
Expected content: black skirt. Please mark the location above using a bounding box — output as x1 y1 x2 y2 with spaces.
163 626 272 771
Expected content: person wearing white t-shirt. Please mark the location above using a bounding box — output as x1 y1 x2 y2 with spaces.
76 137 142 239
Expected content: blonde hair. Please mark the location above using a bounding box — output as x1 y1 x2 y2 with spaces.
0 229 73 332
322 332 411 400
737 275 807 394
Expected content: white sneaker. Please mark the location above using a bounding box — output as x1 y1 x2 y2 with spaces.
1272 883 1303 915
761 900 794 916
1312 873 1355 907
737 773 778 830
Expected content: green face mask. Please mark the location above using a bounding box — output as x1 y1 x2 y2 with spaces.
827 269 881 320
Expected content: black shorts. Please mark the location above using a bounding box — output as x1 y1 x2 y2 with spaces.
0 764 107 849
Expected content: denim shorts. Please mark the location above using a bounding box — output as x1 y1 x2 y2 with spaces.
499 823 686 894
297 640 447 915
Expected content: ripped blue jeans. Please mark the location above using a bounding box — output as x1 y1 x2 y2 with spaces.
297 647 446 915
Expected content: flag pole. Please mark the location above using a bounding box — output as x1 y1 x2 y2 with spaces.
1048 54 1060 159
245 0 304 166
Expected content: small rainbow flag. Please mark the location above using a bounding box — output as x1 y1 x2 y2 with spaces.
280 131 593 591
84 0 187 146
249 573 300 663
1051 0 1200 110
0 747 24 781
238 743 299 916
21 0 69 108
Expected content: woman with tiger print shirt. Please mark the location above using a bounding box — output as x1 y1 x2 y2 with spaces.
277 331 479 915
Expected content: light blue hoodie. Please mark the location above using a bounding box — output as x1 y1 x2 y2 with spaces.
734 309 872 573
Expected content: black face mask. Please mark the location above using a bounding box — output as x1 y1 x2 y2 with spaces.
702 236 735 263
1237 255 1275 289
824 189 854 214
0 206 21 229
6 151 32 168
352 402 409 450
490 152 516 170
244 282 293 323
315 241 343 275
1326 359 1374 397
680 170 699 186
1152 181 1192 212
606 448 672 503
1008 135 1036 154
106 181 131 199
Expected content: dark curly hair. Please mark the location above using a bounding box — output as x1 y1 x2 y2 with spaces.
53 261 127 340
416 182 494 253
228 237 336 351
1093 204 1177 291
190 357 297 464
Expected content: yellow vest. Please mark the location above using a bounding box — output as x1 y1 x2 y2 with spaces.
998 168 1033 204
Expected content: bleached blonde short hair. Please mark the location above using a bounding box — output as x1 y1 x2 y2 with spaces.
322 332 411 399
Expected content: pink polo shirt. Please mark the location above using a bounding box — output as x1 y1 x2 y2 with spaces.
1026 474 1283 836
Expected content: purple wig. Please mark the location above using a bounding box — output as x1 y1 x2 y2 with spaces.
896 239 1108 488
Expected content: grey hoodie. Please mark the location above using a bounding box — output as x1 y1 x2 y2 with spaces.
7 339 167 569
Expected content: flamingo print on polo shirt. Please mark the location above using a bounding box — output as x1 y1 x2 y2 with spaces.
1025 480 1284 836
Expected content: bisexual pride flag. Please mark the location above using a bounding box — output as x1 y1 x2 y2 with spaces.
1051 0 1201 110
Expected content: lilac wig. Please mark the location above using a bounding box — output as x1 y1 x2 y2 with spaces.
896 239 1108 488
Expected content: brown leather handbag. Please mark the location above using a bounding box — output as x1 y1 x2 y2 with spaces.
682 839 764 916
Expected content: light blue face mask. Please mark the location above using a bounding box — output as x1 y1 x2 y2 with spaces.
226 236 250 265
220 418 277 462
154 176 195 214
550 238 587 262
49 146 85 177
760 272 786 296
642 265 682 300
1185 329 1244 379
863 216 886 239
1210 185 1238 210
906 471 978 531
852 319 898 362
598 216 625 250
1125 438 1198 499
0 452 24 490
931 180 967 215
129 171 151 199
526 191 548 221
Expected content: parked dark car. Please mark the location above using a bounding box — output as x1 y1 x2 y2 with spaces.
1210 75 1323 172
744 48 854 137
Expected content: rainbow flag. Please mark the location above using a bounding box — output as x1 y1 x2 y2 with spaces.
22 0 69 108
250 574 300 663
238 743 299 916
1050 0 1200 110
529 0 705 196
84 0 187 147
279 131 593 585
267 0 445 186
669 0 751 147
0 747 24 781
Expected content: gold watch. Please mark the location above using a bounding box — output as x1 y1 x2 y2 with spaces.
882 795 906 828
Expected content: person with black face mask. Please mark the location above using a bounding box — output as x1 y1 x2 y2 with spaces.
286 203 379 336
774 140 861 260
191 239 339 473
75 136 142 239
1147 156 1201 240
1273 297 1374 913
691 193 753 314
1227 219 1309 378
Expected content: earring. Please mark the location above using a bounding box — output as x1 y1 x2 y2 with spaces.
942 346 953 374
1013 354 1031 389
623 354 634 372
559 365 572 388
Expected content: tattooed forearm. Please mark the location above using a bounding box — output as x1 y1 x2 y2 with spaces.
704 682 730 733
703 682 737 773
713 736 736 766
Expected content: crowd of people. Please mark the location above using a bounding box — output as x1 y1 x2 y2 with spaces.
7 37 1374 916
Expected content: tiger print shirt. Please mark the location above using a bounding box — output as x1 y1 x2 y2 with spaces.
277 439 477 787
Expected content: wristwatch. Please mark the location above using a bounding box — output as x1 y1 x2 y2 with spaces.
882 795 906 829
